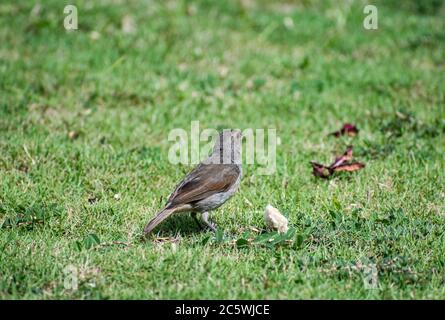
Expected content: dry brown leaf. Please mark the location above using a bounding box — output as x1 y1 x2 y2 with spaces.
311 146 365 178
332 162 365 172
329 146 353 169
310 161 331 179
330 123 359 137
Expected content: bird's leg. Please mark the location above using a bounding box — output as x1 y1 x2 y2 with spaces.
191 212 204 230
201 211 217 232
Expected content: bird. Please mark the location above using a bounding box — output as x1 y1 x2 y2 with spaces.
143 129 242 236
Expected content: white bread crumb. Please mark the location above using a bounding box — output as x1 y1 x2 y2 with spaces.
264 204 289 233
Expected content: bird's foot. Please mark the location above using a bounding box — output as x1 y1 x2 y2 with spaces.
201 212 217 232
204 221 217 232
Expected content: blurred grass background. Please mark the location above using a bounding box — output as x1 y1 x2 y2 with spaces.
0 0 444 299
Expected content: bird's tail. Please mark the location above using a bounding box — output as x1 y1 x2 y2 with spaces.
143 207 176 235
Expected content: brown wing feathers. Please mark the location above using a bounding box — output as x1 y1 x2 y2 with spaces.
168 164 239 206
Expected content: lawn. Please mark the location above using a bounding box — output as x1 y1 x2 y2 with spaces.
1 0 444 299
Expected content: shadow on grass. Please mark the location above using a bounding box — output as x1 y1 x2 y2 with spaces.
144 213 208 237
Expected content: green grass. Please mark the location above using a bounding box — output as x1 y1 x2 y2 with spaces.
1 0 445 299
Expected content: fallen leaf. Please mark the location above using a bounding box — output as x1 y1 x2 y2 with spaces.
332 162 365 172
330 123 359 137
330 146 353 168
310 161 331 179
311 146 365 178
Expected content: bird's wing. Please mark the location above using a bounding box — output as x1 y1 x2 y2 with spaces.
167 164 240 206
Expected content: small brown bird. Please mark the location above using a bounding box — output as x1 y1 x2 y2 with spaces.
143 130 242 235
